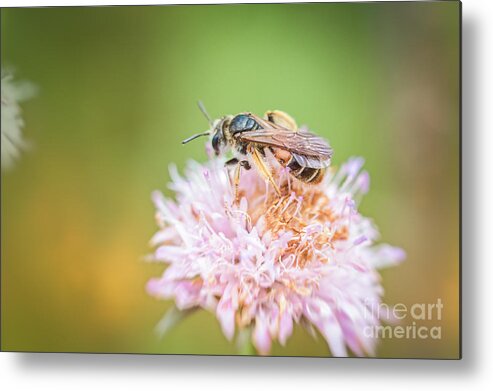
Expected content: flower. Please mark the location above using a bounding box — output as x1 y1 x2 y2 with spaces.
1 70 36 171
147 154 405 356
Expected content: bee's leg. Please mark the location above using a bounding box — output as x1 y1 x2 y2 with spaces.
232 160 251 204
226 158 240 202
225 157 239 167
264 110 298 131
249 146 281 196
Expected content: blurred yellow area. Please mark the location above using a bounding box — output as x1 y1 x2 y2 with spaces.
1 3 459 357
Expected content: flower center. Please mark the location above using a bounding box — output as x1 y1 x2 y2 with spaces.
250 179 349 268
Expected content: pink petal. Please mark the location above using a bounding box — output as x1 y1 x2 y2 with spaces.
278 311 293 346
216 298 235 340
253 318 272 355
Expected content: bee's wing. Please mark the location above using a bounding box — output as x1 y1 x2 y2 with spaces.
291 153 329 169
238 127 333 168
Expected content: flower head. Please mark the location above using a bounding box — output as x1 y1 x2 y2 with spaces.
147 154 404 356
1 70 36 171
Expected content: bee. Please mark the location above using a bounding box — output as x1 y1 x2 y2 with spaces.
182 102 333 199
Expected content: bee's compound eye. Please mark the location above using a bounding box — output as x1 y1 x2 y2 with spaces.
212 131 222 155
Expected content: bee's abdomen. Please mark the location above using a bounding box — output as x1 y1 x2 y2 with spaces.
273 148 325 184
288 159 325 184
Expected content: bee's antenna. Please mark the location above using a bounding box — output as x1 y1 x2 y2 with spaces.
182 131 210 145
197 100 213 125
182 101 213 144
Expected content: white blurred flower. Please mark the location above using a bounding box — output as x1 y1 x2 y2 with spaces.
1 70 36 171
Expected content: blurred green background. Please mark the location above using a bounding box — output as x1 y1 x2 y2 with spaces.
1 2 459 358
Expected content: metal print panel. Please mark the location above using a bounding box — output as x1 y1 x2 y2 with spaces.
0 1 460 359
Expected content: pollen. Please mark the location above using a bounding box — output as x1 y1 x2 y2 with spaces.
250 177 349 269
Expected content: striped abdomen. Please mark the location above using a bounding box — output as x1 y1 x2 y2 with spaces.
272 148 326 184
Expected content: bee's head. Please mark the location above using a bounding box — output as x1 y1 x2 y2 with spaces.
182 102 232 156
211 116 233 156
